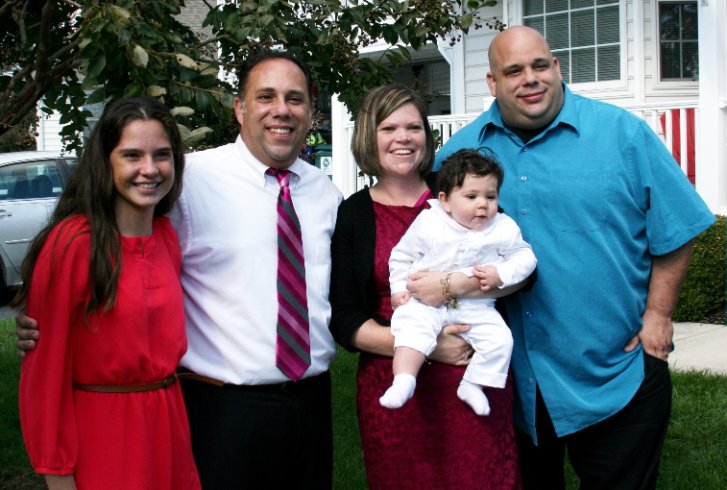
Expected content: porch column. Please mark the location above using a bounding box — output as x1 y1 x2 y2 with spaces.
696 0 727 215
330 94 357 198
438 40 466 114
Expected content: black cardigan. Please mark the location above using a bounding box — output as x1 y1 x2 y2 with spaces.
329 174 440 352
329 188 382 352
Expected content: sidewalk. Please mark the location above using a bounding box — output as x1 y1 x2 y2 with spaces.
669 322 727 375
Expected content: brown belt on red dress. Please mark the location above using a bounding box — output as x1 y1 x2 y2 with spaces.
72 374 179 393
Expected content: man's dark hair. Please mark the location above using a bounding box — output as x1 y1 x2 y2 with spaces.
237 49 314 103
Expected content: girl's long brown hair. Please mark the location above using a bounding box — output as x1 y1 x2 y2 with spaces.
13 96 185 315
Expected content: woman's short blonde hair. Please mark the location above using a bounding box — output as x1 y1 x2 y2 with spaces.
351 84 435 178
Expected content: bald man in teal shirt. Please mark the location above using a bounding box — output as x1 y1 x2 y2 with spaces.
433 27 715 489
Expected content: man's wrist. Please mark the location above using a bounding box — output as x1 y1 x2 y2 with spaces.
643 306 674 322
448 272 480 297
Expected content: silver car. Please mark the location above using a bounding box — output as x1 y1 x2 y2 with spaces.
0 151 77 288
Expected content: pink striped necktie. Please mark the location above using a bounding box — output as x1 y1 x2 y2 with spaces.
267 168 311 381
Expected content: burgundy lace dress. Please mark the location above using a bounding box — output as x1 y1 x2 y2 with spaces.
356 198 521 490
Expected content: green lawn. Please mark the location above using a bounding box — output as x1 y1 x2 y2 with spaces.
2 319 726 489
0 318 45 489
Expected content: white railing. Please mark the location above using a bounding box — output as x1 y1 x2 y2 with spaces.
337 101 699 196
429 113 480 147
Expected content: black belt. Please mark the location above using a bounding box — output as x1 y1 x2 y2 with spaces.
177 368 329 392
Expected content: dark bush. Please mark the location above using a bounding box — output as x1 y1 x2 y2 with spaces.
0 111 37 152
673 215 726 323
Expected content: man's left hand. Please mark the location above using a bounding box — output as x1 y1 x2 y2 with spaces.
624 309 674 361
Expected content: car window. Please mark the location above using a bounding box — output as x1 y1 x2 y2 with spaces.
64 157 78 172
0 160 64 200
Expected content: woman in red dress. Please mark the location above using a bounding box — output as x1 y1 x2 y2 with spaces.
16 96 200 489
330 85 522 489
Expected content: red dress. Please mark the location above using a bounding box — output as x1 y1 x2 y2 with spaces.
357 201 521 490
19 216 200 489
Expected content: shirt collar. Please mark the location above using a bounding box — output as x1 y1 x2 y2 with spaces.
428 199 463 231
235 135 305 188
477 82 580 144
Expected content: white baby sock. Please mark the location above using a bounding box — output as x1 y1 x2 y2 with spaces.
379 374 417 409
457 379 491 416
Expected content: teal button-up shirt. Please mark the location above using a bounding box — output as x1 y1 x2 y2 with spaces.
434 84 715 442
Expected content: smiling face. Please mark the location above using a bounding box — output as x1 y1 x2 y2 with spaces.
486 26 565 130
376 103 426 179
110 119 174 233
439 173 499 231
234 58 312 169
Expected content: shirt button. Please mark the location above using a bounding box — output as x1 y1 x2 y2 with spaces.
520 176 528 182
521 209 528 215
528 378 534 384
522 147 528 152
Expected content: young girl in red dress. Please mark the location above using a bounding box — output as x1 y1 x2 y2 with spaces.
16 96 200 489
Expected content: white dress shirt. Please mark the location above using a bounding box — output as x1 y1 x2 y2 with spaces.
169 136 342 384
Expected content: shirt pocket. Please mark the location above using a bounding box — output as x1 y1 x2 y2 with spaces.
546 169 610 233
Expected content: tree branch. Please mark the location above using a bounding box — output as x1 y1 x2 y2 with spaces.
46 36 81 65
35 0 58 80
189 34 227 51
0 0 15 17
15 0 31 45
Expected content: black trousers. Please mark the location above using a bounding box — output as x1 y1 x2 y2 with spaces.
181 371 333 490
517 353 672 490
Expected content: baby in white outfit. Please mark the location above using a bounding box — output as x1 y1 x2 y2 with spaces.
381 149 537 415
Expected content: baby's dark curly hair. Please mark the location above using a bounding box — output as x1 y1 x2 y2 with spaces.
437 148 504 196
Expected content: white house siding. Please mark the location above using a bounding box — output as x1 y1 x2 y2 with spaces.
177 0 213 40
463 29 496 112
462 4 502 113
35 107 64 152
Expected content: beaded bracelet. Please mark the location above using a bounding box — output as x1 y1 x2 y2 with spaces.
440 272 459 309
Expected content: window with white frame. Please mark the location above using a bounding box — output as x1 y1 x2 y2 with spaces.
658 1 698 81
522 0 620 84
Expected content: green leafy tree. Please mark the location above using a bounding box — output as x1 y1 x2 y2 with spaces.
1 0 501 152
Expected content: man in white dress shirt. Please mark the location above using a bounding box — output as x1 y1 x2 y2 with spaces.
17 50 343 489
171 50 342 489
